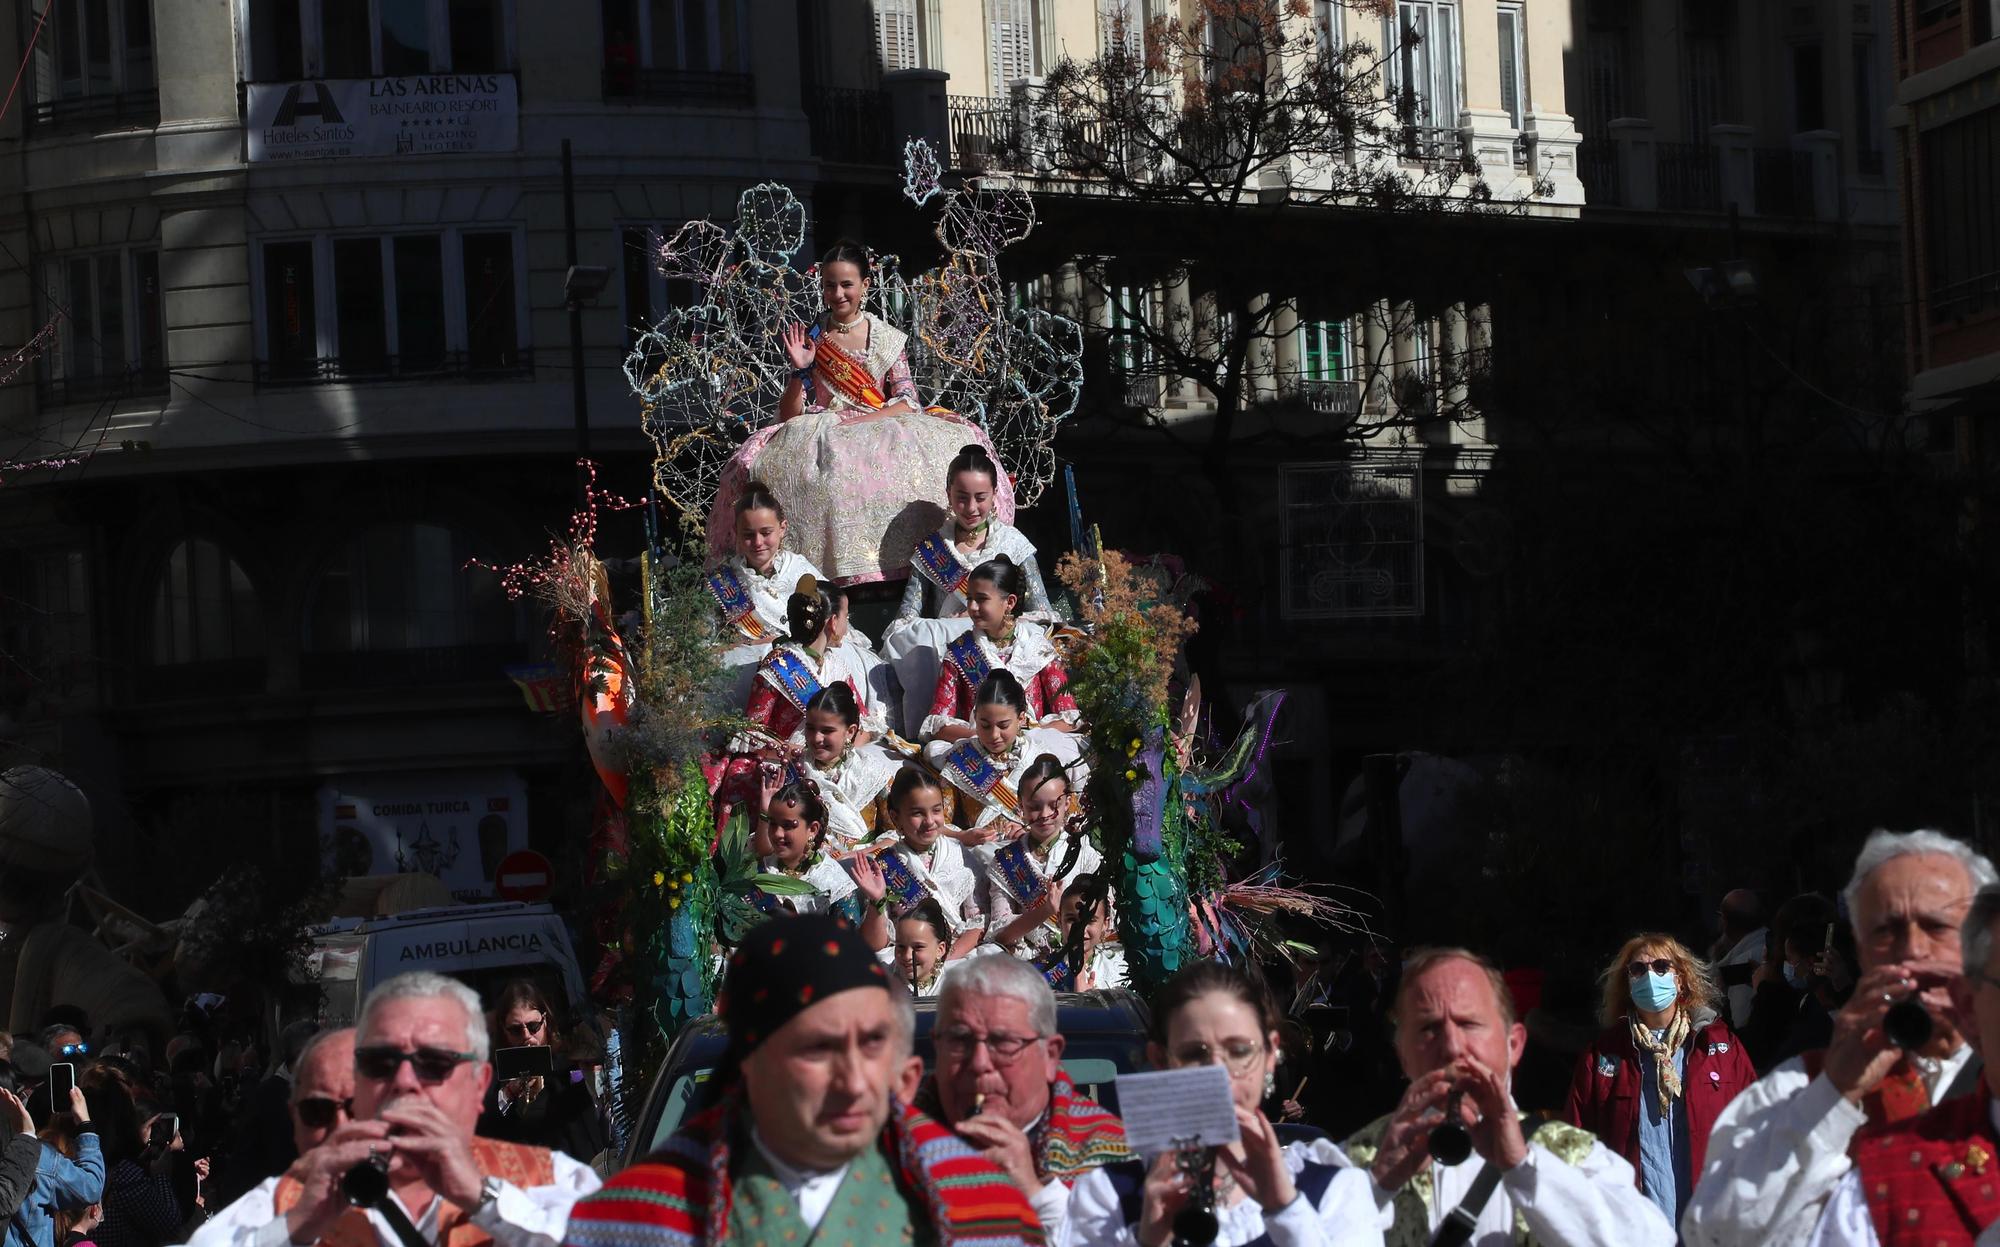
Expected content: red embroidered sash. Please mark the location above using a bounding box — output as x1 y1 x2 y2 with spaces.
273 1138 554 1247
812 336 886 409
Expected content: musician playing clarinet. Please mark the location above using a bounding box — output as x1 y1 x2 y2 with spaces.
1341 948 1672 1247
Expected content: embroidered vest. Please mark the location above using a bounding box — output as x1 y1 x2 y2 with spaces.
1852 1088 2000 1247
1342 1114 1597 1247
727 1134 919 1247
272 1138 554 1247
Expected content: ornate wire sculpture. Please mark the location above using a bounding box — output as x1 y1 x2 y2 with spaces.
631 141 1082 526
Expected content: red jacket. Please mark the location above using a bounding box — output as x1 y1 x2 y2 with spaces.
1563 1016 1757 1184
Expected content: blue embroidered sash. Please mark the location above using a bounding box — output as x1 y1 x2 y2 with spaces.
944 630 991 690
912 531 970 596
877 850 931 918
760 647 823 714
1032 946 1075 990
705 566 771 641
941 740 1021 817
991 840 1049 908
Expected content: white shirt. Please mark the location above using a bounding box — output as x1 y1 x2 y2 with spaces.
1805 1096 2000 1246
1369 1138 1675 1247
1681 1045 1977 1247
1712 928 1767 1030
749 1127 850 1231
191 1150 602 1247
1058 1140 1384 1247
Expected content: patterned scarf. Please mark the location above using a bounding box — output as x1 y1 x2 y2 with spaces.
1629 1009 1692 1116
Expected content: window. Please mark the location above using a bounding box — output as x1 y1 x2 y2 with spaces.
0 547 92 707
38 249 166 401
1920 109 2000 324
38 0 153 100
1683 0 1732 141
150 539 264 665
876 0 921 72
246 0 514 79
1496 3 1526 130
1390 1 1461 132
1100 0 1144 57
620 225 703 350
989 0 1038 92
1106 283 1152 378
1298 318 1350 382
1314 0 1341 52
610 0 747 73
1853 39 1881 175
1791 42 1824 132
306 524 521 653
1582 0 1638 137
258 232 527 382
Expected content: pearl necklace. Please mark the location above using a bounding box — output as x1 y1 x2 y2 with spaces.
829 312 864 333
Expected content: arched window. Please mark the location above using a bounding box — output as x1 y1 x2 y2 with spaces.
305 523 518 653
150 538 264 664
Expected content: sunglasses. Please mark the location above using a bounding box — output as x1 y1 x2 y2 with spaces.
293 1096 353 1129
503 1016 546 1039
353 1046 477 1084
58 1044 88 1058
1626 958 1675 978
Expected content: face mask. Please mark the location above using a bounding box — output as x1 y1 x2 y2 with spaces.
1629 970 1679 1014
1782 962 1803 989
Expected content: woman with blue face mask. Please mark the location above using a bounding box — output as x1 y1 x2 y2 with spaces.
1562 935 1758 1231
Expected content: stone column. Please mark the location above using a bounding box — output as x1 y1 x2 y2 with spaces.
1165 275 1197 404
1361 299 1391 414
883 68 951 154
1273 298 1302 394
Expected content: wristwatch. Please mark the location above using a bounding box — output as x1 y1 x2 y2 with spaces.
476 1175 504 1214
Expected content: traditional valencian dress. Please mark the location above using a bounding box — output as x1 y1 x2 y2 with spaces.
918 618 1079 741
882 519 1052 732
981 828 1104 960
922 732 1079 831
874 833 987 938
754 853 858 919
798 744 900 849
738 641 886 751
706 551 823 669
706 311 1017 586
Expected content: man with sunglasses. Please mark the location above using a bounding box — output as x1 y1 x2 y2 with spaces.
186 1030 355 1247
1685 829 1995 1247
1345 946 1675 1246
566 912 1042 1247
910 955 1127 1238
261 974 598 1247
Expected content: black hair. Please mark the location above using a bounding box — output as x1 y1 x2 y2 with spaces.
734 481 786 522
973 669 1030 718
769 779 830 858
967 556 1025 610
819 239 871 272
1017 753 1069 808
1055 873 1113 985
946 443 999 491
1148 961 1282 1048
786 576 831 646
804 682 861 728
888 764 947 811
898 898 952 944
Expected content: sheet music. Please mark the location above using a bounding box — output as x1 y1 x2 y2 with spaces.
1114 1065 1242 1155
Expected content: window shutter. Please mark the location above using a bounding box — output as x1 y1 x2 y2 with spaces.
875 0 918 72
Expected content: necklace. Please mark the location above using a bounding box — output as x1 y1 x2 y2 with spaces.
829 312 864 333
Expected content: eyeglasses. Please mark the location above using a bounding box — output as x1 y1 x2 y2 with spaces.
353 1046 477 1084
934 1029 1042 1065
502 1016 546 1040
1171 1041 1266 1074
293 1096 353 1129
58 1043 88 1058
1626 958 1675 978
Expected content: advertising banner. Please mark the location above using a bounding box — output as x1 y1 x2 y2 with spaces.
247 74 518 162
318 770 528 901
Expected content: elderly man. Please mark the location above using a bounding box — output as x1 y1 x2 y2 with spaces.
565 912 1042 1245
1343 947 1674 1246
267 974 600 1247
186 1029 355 1247
914 955 1127 1234
1801 881 2000 1244
1682 829 1995 1247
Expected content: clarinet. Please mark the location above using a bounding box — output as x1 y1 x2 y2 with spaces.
1169 1136 1220 1246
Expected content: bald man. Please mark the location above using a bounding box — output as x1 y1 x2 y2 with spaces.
1712 889 1767 1030
187 1029 357 1247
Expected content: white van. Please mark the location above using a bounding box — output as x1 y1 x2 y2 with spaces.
302 901 587 1025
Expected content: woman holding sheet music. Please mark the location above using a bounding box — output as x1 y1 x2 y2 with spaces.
1058 963 1384 1247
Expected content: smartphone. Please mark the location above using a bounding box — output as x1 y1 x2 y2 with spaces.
149 1114 177 1147
47 1063 74 1103
493 1045 554 1081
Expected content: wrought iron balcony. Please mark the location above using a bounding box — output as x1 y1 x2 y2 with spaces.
601 67 754 108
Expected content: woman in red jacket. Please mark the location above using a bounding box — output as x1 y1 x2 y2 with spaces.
1564 933 1756 1232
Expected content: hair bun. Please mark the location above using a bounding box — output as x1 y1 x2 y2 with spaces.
795 574 819 597
957 444 988 460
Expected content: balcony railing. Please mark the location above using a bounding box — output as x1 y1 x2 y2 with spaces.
254 350 535 388
602 67 754 107
948 94 1021 171
1930 270 2000 324
36 366 170 408
1579 138 1622 205
1300 377 1362 415
1752 146 1815 217
29 88 159 132
1400 123 1465 166
1656 141 1721 211
810 86 894 164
